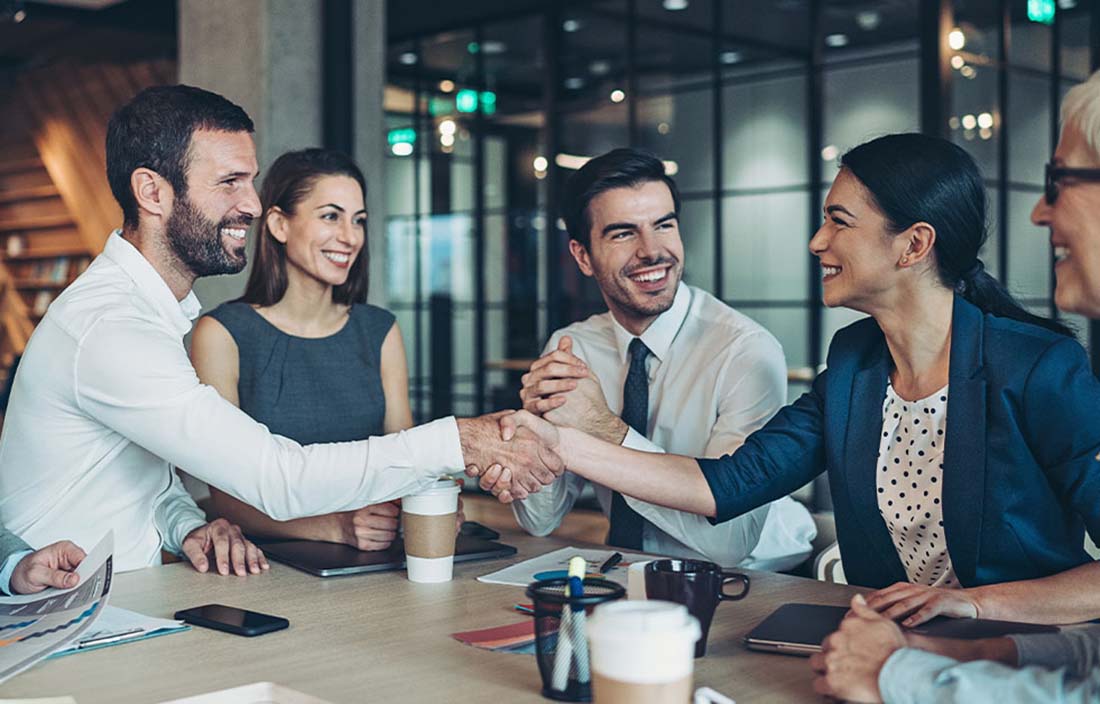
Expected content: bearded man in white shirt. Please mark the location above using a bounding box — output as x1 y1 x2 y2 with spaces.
0 85 561 574
508 148 816 570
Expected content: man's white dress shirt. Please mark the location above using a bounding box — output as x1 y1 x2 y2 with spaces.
513 283 816 570
0 232 465 571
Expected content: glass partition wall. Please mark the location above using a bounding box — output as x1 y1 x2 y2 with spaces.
385 0 1097 422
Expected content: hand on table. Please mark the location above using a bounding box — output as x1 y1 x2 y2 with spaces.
10 540 86 594
341 502 400 551
810 594 907 703
520 336 627 444
458 411 564 503
864 581 980 627
182 518 269 576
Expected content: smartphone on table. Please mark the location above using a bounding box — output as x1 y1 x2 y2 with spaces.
174 604 289 637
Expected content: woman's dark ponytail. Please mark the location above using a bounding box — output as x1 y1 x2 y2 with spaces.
841 134 1071 337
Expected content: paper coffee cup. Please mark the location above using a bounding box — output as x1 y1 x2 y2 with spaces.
587 600 700 704
402 478 460 583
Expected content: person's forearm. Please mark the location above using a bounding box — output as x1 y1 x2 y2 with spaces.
208 488 345 543
906 633 1019 666
558 427 717 516
968 561 1100 624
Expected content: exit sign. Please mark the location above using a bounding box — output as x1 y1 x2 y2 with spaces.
1028 0 1055 24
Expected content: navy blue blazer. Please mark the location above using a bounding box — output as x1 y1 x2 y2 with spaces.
699 296 1100 589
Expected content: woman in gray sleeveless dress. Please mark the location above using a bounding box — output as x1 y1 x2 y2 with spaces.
191 149 419 552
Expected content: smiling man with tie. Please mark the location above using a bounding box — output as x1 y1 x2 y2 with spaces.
510 148 815 570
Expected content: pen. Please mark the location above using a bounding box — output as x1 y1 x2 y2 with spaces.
599 552 623 573
76 627 144 649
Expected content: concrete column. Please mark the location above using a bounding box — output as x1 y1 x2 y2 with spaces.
353 0 388 307
177 0 324 313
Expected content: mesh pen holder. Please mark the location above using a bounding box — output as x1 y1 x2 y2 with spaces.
526 577 627 702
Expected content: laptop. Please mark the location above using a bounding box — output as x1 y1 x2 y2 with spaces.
260 533 517 577
744 603 1059 656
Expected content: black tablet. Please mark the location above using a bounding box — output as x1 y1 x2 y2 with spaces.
744 603 1059 656
260 534 517 577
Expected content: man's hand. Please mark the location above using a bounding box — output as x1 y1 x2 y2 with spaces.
10 540 86 594
340 502 400 551
519 336 589 415
181 518 269 576
520 337 626 443
865 581 981 626
458 413 564 503
810 594 907 703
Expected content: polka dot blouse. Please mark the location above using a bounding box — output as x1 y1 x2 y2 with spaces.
876 383 957 588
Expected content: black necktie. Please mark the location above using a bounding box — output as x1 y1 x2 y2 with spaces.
607 338 650 550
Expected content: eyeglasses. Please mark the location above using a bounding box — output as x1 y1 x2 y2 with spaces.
1045 163 1100 205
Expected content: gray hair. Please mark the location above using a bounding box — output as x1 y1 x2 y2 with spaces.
1061 69 1100 160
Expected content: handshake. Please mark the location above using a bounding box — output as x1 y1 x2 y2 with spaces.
458 336 619 503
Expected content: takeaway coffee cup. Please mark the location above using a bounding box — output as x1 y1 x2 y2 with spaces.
402 478 460 583
587 600 700 704
644 559 749 657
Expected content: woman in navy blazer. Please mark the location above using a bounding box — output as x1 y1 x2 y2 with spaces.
493 133 1100 627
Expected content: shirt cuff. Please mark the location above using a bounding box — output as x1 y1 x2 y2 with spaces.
1010 631 1076 671
621 427 665 454
392 416 466 479
879 648 962 704
0 548 34 595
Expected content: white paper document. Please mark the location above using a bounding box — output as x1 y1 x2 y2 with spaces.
0 532 114 684
477 546 658 589
49 605 188 657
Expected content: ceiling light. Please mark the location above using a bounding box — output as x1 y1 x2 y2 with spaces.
948 28 965 51
961 114 976 130
533 156 548 172
657 122 670 135
825 34 849 48
391 142 413 156
720 51 743 65
563 19 581 32
439 80 455 93
821 145 839 161
856 11 880 30
589 60 611 75
399 52 418 65
979 127 993 140
440 133 455 147
949 116 960 129
610 89 626 103
1059 0 1077 7
564 77 585 90
439 119 457 135
977 112 994 129
663 0 689 9
951 55 964 69
960 65 976 79
13 8 26 22
482 40 507 55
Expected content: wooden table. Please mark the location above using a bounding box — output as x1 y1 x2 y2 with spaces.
1 501 860 703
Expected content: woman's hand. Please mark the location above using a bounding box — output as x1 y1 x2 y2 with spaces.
864 581 981 626
341 502 400 552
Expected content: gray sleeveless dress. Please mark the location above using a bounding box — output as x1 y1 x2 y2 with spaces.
206 301 395 444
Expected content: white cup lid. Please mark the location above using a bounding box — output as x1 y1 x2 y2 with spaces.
410 477 460 497
587 600 700 640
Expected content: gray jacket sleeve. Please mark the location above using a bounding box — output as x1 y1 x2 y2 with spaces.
1011 626 1100 679
0 525 31 565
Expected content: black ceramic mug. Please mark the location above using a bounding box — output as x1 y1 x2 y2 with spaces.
644 559 750 657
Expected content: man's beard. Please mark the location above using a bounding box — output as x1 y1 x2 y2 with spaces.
166 193 249 277
595 257 682 319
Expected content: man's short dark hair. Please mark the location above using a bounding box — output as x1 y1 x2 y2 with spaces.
562 148 681 249
106 85 254 228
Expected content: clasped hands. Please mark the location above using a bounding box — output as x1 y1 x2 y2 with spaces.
463 336 618 503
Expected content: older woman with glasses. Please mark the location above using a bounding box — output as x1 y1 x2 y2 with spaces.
480 131 1100 633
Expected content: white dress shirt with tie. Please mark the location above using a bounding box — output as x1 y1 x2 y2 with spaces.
513 283 816 570
0 232 465 571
